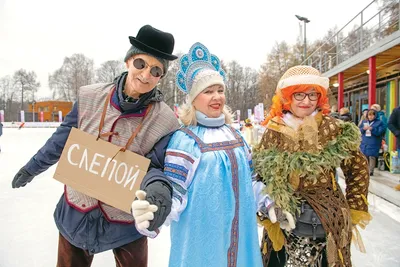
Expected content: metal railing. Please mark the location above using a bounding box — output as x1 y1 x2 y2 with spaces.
301 0 400 73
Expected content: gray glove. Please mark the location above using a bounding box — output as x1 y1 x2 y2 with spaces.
143 181 172 231
12 167 35 188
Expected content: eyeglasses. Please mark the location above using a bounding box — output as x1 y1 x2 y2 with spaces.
132 58 163 78
293 92 321 101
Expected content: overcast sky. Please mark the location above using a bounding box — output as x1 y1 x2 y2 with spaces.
0 0 375 98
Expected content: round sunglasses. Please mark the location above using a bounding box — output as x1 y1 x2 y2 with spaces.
293 92 321 101
132 58 163 78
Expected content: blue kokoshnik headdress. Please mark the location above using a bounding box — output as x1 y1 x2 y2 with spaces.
176 42 227 103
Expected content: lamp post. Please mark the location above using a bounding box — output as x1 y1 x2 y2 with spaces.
32 101 36 122
295 15 310 62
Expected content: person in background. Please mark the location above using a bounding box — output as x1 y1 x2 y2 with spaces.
388 105 400 156
338 107 352 122
11 24 180 267
254 65 371 267
132 42 263 267
371 103 388 129
359 109 387 176
329 104 339 119
358 108 369 127
243 118 255 146
388 106 400 191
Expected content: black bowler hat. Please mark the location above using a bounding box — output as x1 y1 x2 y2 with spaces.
128 25 178 61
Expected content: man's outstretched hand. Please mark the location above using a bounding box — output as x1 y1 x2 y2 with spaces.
12 167 35 188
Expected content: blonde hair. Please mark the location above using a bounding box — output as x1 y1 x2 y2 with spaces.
178 100 233 126
371 104 381 111
339 107 349 115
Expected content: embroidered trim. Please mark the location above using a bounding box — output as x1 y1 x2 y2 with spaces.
226 149 240 267
180 127 244 153
170 180 187 195
166 151 195 164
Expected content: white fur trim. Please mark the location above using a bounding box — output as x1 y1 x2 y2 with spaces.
282 110 318 130
189 69 225 103
277 74 329 91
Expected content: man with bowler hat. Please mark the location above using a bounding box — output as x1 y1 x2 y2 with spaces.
11 24 180 267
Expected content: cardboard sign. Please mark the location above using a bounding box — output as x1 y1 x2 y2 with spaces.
54 127 150 213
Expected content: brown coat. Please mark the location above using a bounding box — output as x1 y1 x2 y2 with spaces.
256 113 370 267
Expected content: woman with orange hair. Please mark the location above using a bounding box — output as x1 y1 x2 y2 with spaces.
253 66 371 266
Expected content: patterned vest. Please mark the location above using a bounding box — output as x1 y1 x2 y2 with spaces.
65 83 180 223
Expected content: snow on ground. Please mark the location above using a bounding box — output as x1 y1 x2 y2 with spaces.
1 128 400 267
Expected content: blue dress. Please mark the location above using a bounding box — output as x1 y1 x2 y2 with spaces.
164 125 262 267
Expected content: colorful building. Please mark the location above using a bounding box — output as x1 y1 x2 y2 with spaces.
28 100 73 122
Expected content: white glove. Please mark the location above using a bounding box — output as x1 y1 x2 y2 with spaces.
131 190 158 230
279 211 296 231
267 204 296 231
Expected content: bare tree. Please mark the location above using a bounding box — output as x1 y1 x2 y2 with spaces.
257 63 280 110
95 60 126 83
257 41 298 110
49 54 94 101
239 67 258 118
226 60 244 110
0 75 12 111
13 69 40 110
379 0 399 36
159 58 178 107
305 26 344 71
341 24 374 61
213 60 259 119
0 75 20 121
157 52 185 108
49 68 70 100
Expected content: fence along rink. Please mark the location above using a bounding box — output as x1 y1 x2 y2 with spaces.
2 122 62 128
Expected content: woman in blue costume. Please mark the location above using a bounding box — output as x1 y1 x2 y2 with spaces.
164 42 262 267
